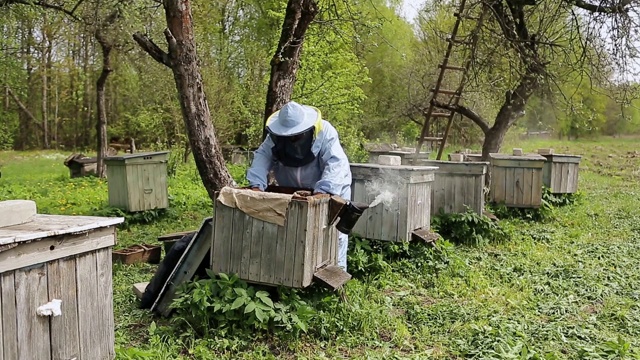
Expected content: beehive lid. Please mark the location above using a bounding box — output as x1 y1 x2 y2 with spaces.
350 163 438 183
0 214 124 246
419 160 489 175
489 153 546 161
489 153 546 169
104 151 170 162
539 153 582 163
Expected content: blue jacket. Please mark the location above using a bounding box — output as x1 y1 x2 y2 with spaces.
247 120 352 200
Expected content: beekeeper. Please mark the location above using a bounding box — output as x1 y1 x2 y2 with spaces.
246 101 352 270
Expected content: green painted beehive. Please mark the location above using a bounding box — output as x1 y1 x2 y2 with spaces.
104 151 169 212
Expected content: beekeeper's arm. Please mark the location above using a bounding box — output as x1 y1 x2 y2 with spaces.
314 123 351 197
246 136 275 191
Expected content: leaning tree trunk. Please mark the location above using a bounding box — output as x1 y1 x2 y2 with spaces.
95 34 112 178
134 0 235 201
262 0 318 139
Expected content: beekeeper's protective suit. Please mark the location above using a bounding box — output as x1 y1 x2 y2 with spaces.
247 101 352 270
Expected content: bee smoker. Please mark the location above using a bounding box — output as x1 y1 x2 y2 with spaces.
329 196 369 235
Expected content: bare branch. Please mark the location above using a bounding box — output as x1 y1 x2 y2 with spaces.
432 99 491 133
133 32 172 67
566 0 637 13
0 0 82 21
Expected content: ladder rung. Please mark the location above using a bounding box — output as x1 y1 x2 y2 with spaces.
431 112 452 117
421 137 444 141
431 88 460 96
439 64 466 71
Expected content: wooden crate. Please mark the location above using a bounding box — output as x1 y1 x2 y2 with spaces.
489 154 546 208
540 154 581 193
210 189 338 289
350 164 437 242
420 160 488 215
368 150 431 165
0 209 123 360
104 151 169 212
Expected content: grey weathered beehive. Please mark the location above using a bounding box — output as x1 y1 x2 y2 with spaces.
489 153 546 208
419 160 489 215
539 152 581 194
0 200 123 360
104 151 169 212
350 163 438 242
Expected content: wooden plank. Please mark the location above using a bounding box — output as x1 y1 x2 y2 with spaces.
492 166 506 204
153 218 213 317
96 248 115 359
292 201 308 288
514 168 525 206
260 221 279 285
523 169 533 207
456 175 466 213
239 213 253 281
1 272 17 360
313 265 352 290
211 202 225 274
218 204 234 275
282 203 299 287
561 162 570 193
76 252 100 360
48 257 81 360
397 183 409 241
504 168 516 206
474 175 484 214
302 201 318 286
248 218 264 282
531 168 542 207
15 264 51 360
0 227 115 273
229 207 245 276
382 191 398 242
273 217 287 285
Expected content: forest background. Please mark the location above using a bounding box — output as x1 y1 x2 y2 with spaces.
1 0 640 162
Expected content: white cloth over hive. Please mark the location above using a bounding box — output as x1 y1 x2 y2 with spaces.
217 187 293 226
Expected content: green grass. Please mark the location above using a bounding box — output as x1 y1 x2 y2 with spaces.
1 137 639 359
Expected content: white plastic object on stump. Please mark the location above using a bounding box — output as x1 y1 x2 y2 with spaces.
36 299 62 317
377 155 402 166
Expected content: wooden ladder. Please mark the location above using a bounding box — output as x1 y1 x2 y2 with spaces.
415 0 489 161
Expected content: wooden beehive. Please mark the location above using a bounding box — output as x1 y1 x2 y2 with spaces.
350 164 437 242
420 160 488 215
0 200 123 360
489 153 546 208
368 150 431 165
104 151 169 212
210 188 339 289
540 153 581 193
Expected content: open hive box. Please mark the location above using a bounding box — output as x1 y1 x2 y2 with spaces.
0 200 123 360
210 186 347 289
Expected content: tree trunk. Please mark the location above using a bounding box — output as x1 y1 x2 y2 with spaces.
95 34 112 178
262 0 318 139
134 0 235 201
42 15 50 149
